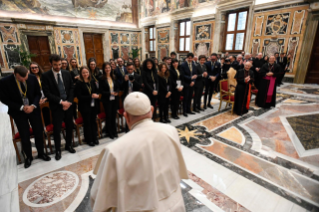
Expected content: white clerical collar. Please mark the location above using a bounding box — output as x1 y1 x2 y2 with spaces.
131 118 153 130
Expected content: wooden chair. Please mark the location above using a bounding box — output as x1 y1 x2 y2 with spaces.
40 102 68 154
97 101 106 138
9 116 48 163
218 79 235 114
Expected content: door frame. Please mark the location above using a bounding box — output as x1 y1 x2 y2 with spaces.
78 27 109 66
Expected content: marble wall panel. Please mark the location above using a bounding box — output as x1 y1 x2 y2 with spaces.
110 33 119 44
195 24 211 41
120 33 130 45
131 33 138 45
251 39 260 57
3 44 21 69
265 13 290 35
111 45 120 59
158 29 169 44
121 45 130 61
0 46 5 68
287 37 299 72
0 26 19 43
263 38 285 57
291 10 305 35
158 44 169 61
156 27 170 61
254 16 264 37
61 30 74 44
62 45 76 61
194 42 210 57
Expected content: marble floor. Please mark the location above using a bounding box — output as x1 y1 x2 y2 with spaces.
2 83 319 212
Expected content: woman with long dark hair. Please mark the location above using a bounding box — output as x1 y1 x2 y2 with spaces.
69 58 80 83
133 58 142 75
75 66 100 146
61 58 69 71
169 59 183 119
99 62 119 139
142 58 158 120
263 55 269 63
158 63 172 123
88 58 102 113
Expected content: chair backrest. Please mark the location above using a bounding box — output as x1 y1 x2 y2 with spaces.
40 102 52 127
9 116 16 139
227 67 237 92
220 79 229 93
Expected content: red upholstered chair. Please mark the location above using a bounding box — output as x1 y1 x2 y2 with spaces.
218 79 235 114
251 88 258 103
40 102 68 154
97 101 106 138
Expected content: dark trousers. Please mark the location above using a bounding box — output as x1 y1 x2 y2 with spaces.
80 107 97 144
193 84 204 110
158 95 169 121
147 93 157 120
103 100 117 137
183 86 193 113
52 106 74 151
171 89 181 117
204 79 215 106
277 71 286 85
12 111 44 158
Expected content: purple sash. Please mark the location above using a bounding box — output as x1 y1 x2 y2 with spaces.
264 76 276 103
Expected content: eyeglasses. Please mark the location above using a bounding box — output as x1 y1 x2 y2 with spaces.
31 67 39 69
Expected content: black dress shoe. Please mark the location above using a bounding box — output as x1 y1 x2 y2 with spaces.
24 157 33 169
114 134 118 138
165 119 171 123
204 106 207 109
207 105 214 109
199 108 205 111
65 145 76 153
38 154 51 161
160 119 167 123
187 111 195 115
109 135 114 139
172 116 180 119
94 139 99 145
88 142 95 146
55 151 61 161
183 113 188 117
194 109 200 113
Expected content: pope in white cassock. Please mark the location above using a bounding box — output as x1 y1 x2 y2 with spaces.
90 92 188 212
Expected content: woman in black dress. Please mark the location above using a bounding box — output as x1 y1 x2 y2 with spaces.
142 58 158 120
99 62 119 139
158 63 172 123
75 66 100 146
169 59 183 119
69 58 80 83
88 58 102 113
133 58 142 75
233 62 254 115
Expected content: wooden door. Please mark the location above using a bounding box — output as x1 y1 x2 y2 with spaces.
305 25 319 84
27 36 51 71
83 33 104 69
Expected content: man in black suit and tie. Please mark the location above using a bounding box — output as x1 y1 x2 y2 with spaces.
180 53 198 117
42 54 76 161
0 66 51 168
115 57 128 90
122 62 143 132
276 52 288 86
204 53 221 109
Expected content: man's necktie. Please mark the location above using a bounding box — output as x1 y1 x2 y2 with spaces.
188 63 192 73
57 73 67 100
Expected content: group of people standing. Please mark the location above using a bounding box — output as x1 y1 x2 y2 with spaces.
0 49 288 168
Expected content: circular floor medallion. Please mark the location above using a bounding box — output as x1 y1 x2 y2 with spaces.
23 171 79 207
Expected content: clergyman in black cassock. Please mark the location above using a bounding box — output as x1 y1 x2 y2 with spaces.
252 53 265 89
255 56 281 108
233 63 254 116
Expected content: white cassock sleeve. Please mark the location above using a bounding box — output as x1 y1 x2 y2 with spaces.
90 148 118 212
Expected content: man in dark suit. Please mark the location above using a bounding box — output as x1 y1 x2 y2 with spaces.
180 53 197 117
193 55 208 112
204 53 221 109
0 66 50 168
42 54 75 161
122 62 143 132
114 57 128 90
276 52 288 86
229 55 240 71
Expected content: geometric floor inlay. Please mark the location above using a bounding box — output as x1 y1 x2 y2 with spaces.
287 114 319 150
217 126 245 145
23 171 79 207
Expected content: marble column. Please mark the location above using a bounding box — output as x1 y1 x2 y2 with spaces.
0 102 19 212
294 12 319 84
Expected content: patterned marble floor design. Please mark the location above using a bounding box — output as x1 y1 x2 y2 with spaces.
278 83 319 99
217 127 245 145
245 104 319 167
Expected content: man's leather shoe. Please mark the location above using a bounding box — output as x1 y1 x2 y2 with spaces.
207 105 214 109
203 106 207 109
55 151 61 161
94 139 99 145
199 108 205 111
183 113 188 117
165 119 171 123
194 109 200 113
24 157 33 169
38 154 51 161
65 145 76 153
172 116 180 119
88 142 95 146
160 119 167 123
187 111 195 115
